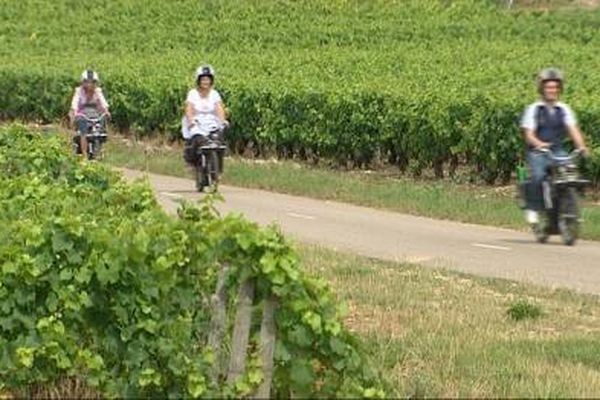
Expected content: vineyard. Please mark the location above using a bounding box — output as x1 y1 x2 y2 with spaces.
3 0 600 182
0 125 383 397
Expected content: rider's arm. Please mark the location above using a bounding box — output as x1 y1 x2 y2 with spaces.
69 88 81 122
96 88 110 116
523 129 550 149
185 101 196 126
563 105 588 154
215 101 227 124
567 125 588 154
212 90 228 126
184 89 197 126
521 104 549 149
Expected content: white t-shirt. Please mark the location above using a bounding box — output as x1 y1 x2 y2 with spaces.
181 88 223 139
520 101 576 131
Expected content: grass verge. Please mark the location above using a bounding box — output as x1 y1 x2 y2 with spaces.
507 0 600 10
102 135 600 240
298 244 600 398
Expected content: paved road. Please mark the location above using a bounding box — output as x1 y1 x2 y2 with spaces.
120 168 600 295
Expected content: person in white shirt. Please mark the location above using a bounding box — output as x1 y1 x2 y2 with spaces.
68 69 111 157
519 68 588 225
182 64 229 164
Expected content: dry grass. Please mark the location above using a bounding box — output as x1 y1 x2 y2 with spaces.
4 376 101 399
299 244 600 397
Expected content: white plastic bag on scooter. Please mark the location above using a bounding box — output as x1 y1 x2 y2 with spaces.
182 116 222 139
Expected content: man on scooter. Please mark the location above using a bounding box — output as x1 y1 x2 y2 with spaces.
520 68 589 225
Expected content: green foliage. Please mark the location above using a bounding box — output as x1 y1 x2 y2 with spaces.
0 124 383 397
3 0 600 183
507 299 544 321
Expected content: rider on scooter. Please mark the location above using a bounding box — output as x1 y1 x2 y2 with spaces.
520 68 589 225
182 64 229 164
69 69 110 157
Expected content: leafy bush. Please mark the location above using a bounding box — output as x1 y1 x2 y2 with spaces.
507 299 543 321
0 124 384 397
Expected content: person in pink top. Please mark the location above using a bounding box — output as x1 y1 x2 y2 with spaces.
68 69 111 156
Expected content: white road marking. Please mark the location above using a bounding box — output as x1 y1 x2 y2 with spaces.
160 192 184 199
472 243 511 251
286 212 316 220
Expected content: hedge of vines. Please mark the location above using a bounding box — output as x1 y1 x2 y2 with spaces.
3 0 600 183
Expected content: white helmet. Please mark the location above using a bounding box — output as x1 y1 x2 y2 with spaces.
195 64 215 82
80 69 99 83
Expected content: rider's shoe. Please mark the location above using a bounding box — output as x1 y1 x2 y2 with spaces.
525 209 539 224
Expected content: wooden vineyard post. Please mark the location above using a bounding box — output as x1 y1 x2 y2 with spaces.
207 263 229 384
227 278 256 384
254 296 278 399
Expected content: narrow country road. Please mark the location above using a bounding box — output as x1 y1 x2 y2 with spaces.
120 168 600 296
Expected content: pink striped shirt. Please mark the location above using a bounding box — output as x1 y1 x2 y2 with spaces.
70 86 109 116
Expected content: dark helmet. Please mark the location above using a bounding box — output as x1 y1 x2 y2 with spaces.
195 64 215 84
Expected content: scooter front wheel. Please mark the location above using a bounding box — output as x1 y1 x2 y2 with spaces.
558 187 580 246
532 213 550 244
195 156 206 192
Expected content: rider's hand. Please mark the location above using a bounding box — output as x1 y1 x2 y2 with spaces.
579 146 590 158
536 141 551 150
104 111 111 121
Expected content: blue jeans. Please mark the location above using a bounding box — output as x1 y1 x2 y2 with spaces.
526 149 567 211
75 117 88 134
